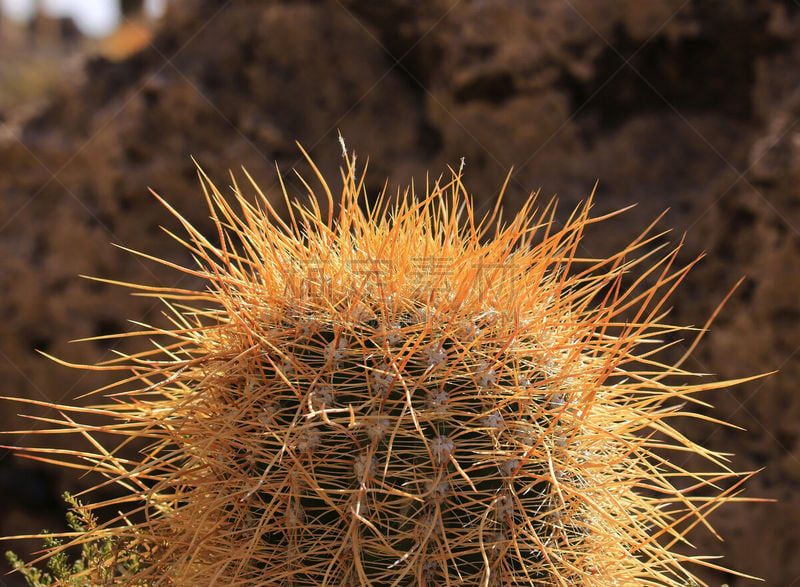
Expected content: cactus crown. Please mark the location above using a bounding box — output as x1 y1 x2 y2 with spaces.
4 147 756 585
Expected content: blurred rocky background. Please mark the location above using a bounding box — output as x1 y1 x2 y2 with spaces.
1 1 798 584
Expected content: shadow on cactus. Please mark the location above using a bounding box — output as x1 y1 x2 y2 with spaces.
2 145 762 585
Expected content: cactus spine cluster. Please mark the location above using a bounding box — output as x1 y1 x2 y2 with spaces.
4 147 756 585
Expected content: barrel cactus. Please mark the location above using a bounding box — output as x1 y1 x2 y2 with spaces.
4 146 757 585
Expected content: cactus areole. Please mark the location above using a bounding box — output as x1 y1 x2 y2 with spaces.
5 147 758 585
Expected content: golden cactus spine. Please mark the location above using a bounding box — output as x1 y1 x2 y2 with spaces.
3 147 759 586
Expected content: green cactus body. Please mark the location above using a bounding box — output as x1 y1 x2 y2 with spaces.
3 149 756 585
